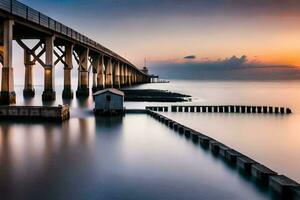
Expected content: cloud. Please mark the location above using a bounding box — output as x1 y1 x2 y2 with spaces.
184 55 196 60
223 55 247 66
148 55 300 80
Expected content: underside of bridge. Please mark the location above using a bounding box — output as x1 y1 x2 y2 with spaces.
0 1 150 105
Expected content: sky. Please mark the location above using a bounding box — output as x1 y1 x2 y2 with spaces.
12 0 300 80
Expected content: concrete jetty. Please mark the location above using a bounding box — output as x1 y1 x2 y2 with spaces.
0 105 70 122
146 109 300 198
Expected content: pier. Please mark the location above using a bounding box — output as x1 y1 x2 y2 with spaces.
146 110 300 199
0 0 151 105
0 104 70 121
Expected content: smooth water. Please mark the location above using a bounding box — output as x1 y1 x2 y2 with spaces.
132 80 300 183
1 81 298 199
0 114 270 200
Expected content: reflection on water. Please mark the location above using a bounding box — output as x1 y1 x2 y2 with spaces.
0 113 272 200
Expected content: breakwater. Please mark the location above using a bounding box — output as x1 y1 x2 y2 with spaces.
146 110 300 199
146 105 292 114
0 105 70 122
122 89 190 102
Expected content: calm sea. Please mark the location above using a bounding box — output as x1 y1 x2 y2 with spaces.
131 80 300 182
1 80 299 200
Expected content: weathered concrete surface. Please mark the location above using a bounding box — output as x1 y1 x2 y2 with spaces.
184 129 191 137
219 145 229 158
225 149 240 163
237 155 257 174
199 136 210 147
269 175 300 197
0 105 69 121
209 140 220 154
210 141 229 157
251 164 277 184
178 125 184 134
168 121 174 128
173 123 179 131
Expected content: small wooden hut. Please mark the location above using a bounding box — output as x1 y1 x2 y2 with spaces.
93 89 124 115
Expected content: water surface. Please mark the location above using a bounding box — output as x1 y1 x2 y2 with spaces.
132 80 300 182
0 114 271 200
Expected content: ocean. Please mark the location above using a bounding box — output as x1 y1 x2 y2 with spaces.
1 80 299 199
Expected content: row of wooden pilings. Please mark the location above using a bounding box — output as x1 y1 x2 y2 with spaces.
146 105 292 114
146 110 300 199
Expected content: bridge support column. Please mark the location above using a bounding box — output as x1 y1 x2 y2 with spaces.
92 72 97 93
113 61 120 88
63 68 73 99
76 48 89 97
23 50 35 97
91 55 100 93
120 64 125 87
62 44 74 99
42 36 56 101
97 55 104 90
105 58 113 88
124 65 128 86
0 20 15 105
132 71 136 85
128 68 132 86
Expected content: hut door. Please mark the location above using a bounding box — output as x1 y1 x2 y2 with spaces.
106 94 111 110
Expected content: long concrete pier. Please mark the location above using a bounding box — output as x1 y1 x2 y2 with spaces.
146 110 300 199
0 0 151 105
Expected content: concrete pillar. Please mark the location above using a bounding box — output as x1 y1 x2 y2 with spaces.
132 71 135 85
124 65 128 86
113 61 120 88
0 20 15 105
62 44 73 99
42 36 56 101
91 55 100 93
120 63 125 87
105 58 113 88
23 50 35 97
92 72 97 92
97 55 104 90
76 48 89 97
128 68 132 86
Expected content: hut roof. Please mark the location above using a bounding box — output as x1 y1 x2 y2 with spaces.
93 88 124 97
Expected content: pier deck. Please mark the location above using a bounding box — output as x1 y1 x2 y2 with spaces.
0 105 70 122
